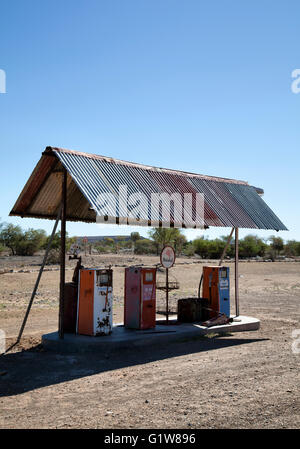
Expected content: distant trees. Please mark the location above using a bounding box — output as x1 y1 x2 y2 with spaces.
182 233 296 260
130 232 140 244
134 239 156 255
0 223 77 257
42 231 76 252
0 223 23 255
269 236 284 257
0 223 47 256
148 228 186 255
239 235 267 258
17 228 47 256
0 219 299 261
193 237 227 259
130 232 140 252
284 240 300 257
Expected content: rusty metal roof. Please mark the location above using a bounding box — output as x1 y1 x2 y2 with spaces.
9 146 287 231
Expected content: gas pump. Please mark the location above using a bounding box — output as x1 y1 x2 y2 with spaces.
202 266 230 318
124 267 156 329
76 268 113 336
62 255 82 334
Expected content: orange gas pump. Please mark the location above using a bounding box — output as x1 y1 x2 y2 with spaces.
76 268 113 336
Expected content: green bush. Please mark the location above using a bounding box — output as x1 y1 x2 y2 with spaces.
43 231 76 252
239 235 267 258
46 249 61 265
193 237 226 259
0 224 47 256
134 239 156 255
182 242 195 257
94 244 113 254
269 236 284 257
284 240 300 257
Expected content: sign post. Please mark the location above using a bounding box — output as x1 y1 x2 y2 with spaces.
160 245 176 323
83 237 88 256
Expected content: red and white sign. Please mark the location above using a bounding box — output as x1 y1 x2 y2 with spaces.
160 245 176 269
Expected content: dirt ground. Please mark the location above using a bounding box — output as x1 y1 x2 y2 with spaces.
0 253 299 429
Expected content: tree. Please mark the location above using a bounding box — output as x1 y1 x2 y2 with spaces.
130 231 141 252
269 236 284 257
173 232 187 255
284 240 300 257
103 237 114 246
183 242 195 257
148 228 184 255
16 228 47 256
0 223 23 255
193 237 211 259
43 231 76 253
239 235 267 259
134 239 156 255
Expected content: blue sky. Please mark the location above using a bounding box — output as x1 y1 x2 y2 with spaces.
0 0 299 243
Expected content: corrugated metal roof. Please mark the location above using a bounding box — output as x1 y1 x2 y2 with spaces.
10 146 287 231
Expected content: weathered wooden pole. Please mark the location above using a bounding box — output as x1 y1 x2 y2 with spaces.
235 227 239 317
16 205 62 345
166 267 169 323
59 169 67 339
219 227 235 266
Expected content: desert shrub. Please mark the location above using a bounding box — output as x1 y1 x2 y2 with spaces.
269 236 284 257
0 223 23 255
43 231 76 252
182 242 195 257
148 228 184 255
0 224 47 256
134 239 156 255
46 249 61 265
15 229 47 256
193 237 226 259
94 244 113 254
284 240 300 257
239 235 267 258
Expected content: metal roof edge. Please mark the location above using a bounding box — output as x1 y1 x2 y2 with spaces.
45 146 250 186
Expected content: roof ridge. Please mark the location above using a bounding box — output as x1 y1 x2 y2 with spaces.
46 146 249 185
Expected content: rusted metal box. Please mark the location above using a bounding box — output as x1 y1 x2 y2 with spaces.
124 267 156 330
76 268 113 336
63 282 78 333
177 297 210 323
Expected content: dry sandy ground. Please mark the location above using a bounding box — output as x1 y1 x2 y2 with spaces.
0 254 299 429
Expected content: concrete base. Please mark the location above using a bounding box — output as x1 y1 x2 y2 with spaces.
42 315 260 354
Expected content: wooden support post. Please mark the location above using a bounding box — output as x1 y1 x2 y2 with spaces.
59 169 67 339
166 268 169 323
15 205 62 346
219 227 235 266
235 227 239 317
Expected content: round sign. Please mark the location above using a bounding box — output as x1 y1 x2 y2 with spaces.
160 245 176 269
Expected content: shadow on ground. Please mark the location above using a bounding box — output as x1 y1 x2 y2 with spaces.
0 335 268 397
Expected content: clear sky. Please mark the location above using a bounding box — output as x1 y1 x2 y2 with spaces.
0 0 299 243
